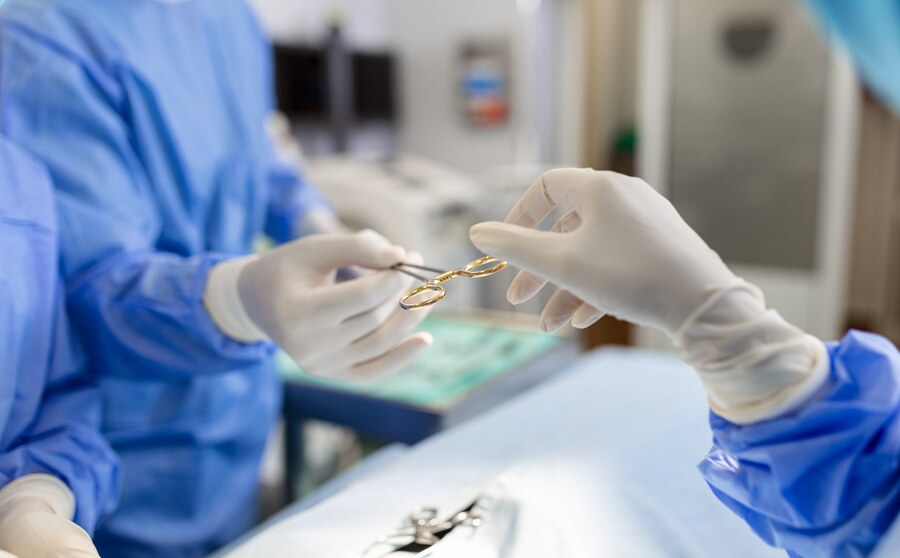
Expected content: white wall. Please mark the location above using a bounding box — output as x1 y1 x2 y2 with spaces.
248 0 390 49
249 0 577 175
381 0 523 174
637 0 859 345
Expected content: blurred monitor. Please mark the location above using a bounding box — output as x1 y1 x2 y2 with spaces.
352 52 396 122
272 44 398 156
273 45 327 119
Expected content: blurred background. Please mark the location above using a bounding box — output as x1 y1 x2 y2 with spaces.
247 0 900 517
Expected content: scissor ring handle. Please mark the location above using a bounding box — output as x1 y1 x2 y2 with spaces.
399 283 445 310
459 256 507 278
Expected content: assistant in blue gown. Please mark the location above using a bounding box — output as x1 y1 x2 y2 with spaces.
0 1 329 556
702 332 900 557
0 135 120 534
698 3 900 555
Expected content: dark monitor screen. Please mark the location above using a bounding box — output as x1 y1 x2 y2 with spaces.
273 45 327 118
353 52 396 121
272 44 396 123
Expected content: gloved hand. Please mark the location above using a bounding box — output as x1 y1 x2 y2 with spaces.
470 168 740 335
204 230 432 381
470 168 828 424
0 474 99 558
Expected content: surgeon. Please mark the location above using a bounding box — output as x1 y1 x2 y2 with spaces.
0 136 120 557
470 2 900 557
0 0 430 556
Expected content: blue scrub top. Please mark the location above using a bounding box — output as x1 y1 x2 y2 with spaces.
0 136 119 533
702 331 900 558
0 1 327 556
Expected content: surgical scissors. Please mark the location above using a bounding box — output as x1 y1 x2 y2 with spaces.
362 501 484 557
392 256 507 310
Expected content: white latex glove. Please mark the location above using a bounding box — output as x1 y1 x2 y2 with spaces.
470 168 739 335
470 168 828 423
0 474 99 558
204 230 432 381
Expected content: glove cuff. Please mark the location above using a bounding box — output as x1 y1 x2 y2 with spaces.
203 256 269 343
675 282 831 424
0 474 76 521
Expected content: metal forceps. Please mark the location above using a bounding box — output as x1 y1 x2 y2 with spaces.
362 502 484 557
392 256 507 310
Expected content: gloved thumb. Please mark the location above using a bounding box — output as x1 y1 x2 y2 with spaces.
296 230 407 271
469 222 562 280
5 512 99 558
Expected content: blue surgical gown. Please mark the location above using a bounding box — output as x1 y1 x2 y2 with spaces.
0 136 119 533
806 0 900 113
0 1 328 556
701 331 900 557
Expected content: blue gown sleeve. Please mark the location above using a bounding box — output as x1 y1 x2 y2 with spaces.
264 154 331 244
0 298 121 534
0 139 119 534
0 24 273 379
700 330 900 558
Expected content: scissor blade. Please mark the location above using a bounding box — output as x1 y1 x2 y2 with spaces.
391 267 432 282
392 262 447 274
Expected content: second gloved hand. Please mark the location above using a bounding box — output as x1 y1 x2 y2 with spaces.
469 168 740 335
470 168 829 424
204 230 432 381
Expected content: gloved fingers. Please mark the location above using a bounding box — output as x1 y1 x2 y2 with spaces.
469 222 563 284
507 269 548 305
393 250 424 289
323 250 422 321
503 175 558 228
502 169 588 227
539 288 585 332
318 269 408 321
541 167 600 208
343 302 432 368
306 300 431 376
337 333 434 382
571 303 605 329
4 512 99 558
505 208 582 305
295 230 407 272
550 208 583 234
340 293 404 344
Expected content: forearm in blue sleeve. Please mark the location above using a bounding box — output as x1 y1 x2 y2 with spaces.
264 151 331 244
0 382 120 534
68 250 275 379
0 306 120 534
700 331 900 557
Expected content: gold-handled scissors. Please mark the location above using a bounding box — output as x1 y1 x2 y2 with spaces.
392 256 507 310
